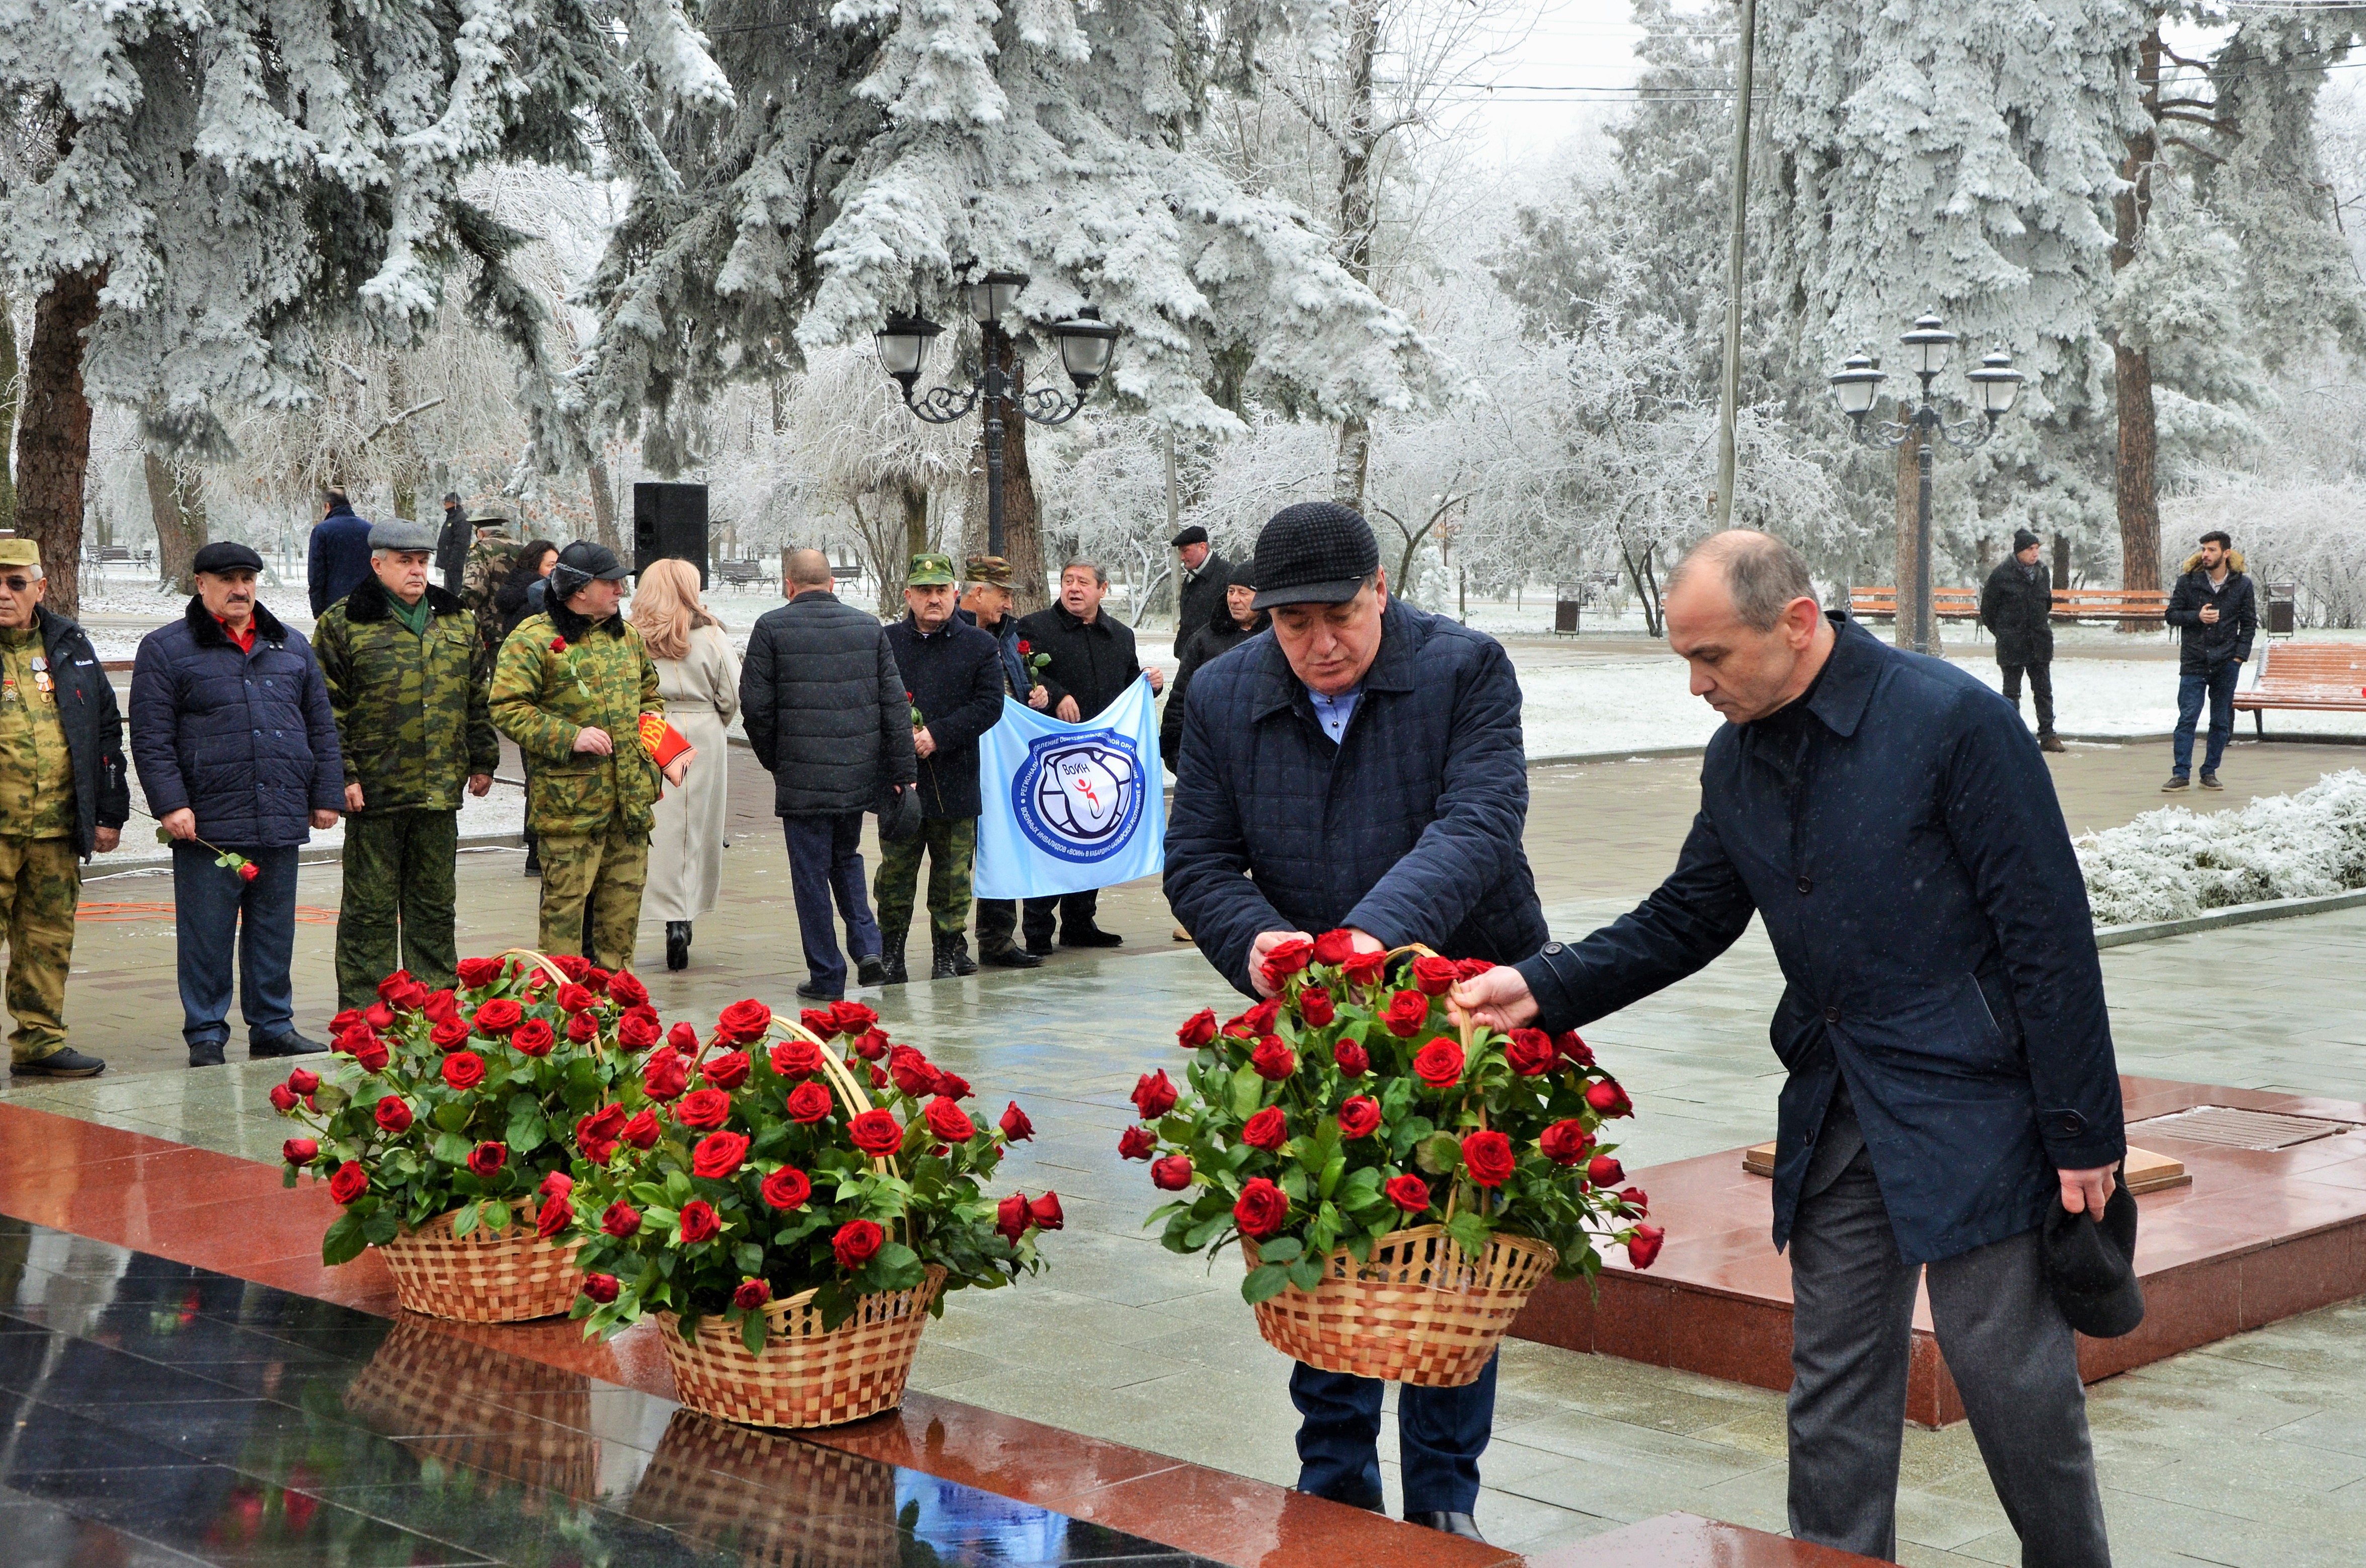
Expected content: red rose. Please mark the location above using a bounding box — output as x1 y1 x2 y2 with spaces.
472 999 523 1035
1029 1192 1064 1231
581 1274 620 1304
601 1201 642 1238
662 1023 695 1053
511 1018 556 1058
702 1051 751 1091
1016 639 1031 654
995 1192 1030 1243
376 970 419 1006
566 1012 598 1044
455 957 506 989
442 1052 487 1091
1260 936 1314 987
1150 1155 1195 1191
328 1161 368 1206
692 1131 750 1179
769 1039 822 1078
924 1097 976 1142
1505 1029 1555 1076
1118 1125 1158 1160
1411 1038 1465 1088
1626 1224 1665 1270
1336 1097 1381 1139
1454 958 1495 981
1176 1008 1218 1050
1385 1172 1433 1213
853 1028 890 1061
269 1083 298 1113
678 1200 721 1244
1241 998 1282 1035
579 964 610 993
848 1108 903 1154
283 1138 319 1166
329 1008 363 1036
536 1194 574 1239
1296 986 1335 1027
1587 1153 1626 1188
890 1047 941 1098
733 1278 771 1311
1311 929 1358 967
829 1000 878 1036
1232 1177 1290 1240
761 1166 812 1210
350 1036 388 1073
642 1050 689 1101
1333 1040 1369 1077
617 1013 661 1051
364 1002 394 1030
1249 1036 1296 1081
288 1067 321 1095
870 1064 889 1089
832 1219 884 1270
799 1009 836 1038
1381 990 1430 1038
429 1018 471 1050
621 1110 662 1149
934 1070 973 1102
549 636 568 653
1410 955 1459 995
1131 1069 1177 1120
1240 1106 1288 1151
607 970 649 1008
423 989 460 1025
1540 1119 1594 1166
1342 948 1388 987
676 1088 733 1133
999 1102 1034 1142
785 1081 834 1124
576 1104 627 1163
1556 1031 1594 1068
374 1097 414 1135
556 983 596 1014
1620 1186 1650 1216
1463 1130 1516 1187
550 954 590 982
466 1142 507 1180
539 1170 573 1201
1586 1079 1633 1118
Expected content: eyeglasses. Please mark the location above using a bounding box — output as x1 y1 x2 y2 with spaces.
0 577 34 593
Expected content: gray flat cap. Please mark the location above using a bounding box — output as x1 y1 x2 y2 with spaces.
370 518 439 553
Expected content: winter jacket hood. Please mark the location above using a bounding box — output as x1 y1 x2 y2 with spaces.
339 578 465 624
2178 548 2246 575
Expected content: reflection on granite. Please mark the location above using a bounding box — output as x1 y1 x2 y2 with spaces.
0 1215 1225 1567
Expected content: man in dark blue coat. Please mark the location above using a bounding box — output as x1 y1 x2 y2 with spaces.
1165 502 1545 1544
132 542 344 1067
1455 531 2120 1567
306 489 375 617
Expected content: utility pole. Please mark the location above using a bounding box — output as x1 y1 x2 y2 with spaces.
1713 0 1759 527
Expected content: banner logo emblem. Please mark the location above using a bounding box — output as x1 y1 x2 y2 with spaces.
1012 731 1146 864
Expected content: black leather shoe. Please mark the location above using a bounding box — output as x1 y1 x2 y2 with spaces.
188 1040 227 1069
930 931 979 980
11 1046 105 1079
874 944 904 987
665 921 691 972
979 944 1043 969
1060 924 1124 949
1407 1511 1484 1541
251 1031 328 1058
795 980 842 1001
1022 936 1056 957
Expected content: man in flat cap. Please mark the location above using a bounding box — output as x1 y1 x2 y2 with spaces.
434 491 470 595
133 540 343 1067
491 541 666 970
0 539 127 1079
313 518 499 1007
958 555 1048 969
1171 524 1230 660
1164 500 1544 1544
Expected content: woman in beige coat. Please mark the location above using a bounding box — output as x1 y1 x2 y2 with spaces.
629 559 741 970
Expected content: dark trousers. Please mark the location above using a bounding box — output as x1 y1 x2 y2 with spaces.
172 841 299 1050
783 813 882 995
1021 889 1099 948
2172 661 2242 777
975 897 1019 955
1999 661 2056 736
1290 1352 1497 1516
1787 1101 2108 1565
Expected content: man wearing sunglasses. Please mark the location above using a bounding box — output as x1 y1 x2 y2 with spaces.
0 540 128 1079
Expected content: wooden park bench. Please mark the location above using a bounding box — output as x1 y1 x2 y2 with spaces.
712 558 771 588
1847 586 2169 627
1846 587 1981 621
2233 642 2366 735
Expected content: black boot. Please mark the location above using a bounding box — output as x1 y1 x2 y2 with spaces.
880 937 908 986
930 931 977 980
979 942 1042 969
666 921 691 972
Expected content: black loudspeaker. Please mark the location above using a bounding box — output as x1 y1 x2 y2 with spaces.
633 482 709 587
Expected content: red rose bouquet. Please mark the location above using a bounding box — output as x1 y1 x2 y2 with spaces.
565 997 1054 1354
1129 938 1660 1307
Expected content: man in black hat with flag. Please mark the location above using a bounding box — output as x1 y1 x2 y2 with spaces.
1170 525 1229 659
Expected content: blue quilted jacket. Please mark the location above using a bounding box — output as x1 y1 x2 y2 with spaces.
1164 598 1547 998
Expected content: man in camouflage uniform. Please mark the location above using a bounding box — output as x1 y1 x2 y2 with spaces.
313 518 499 1007
0 539 128 1078
491 541 666 969
460 515 519 666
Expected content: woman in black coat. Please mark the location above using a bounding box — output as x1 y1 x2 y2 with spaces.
1160 560 1267 770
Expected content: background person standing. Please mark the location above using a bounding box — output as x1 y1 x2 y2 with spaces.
629 559 737 972
741 548 914 999
1170 524 1229 659
958 555 1048 970
434 491 469 593
2164 529 2257 793
312 518 497 1008
1160 558 1266 772
132 542 343 1067
306 487 375 617
1979 527 2062 753
460 516 520 666
0 540 127 1080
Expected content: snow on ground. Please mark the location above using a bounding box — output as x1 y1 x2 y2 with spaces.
2076 770 2366 925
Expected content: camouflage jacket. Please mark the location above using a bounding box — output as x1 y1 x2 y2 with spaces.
490 606 664 837
313 580 499 813
461 537 519 662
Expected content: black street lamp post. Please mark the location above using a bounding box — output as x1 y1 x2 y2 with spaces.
1829 312 2025 655
874 271 1119 559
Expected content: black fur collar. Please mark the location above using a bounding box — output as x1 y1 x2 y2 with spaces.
344 577 462 624
549 599 624 643
185 596 287 649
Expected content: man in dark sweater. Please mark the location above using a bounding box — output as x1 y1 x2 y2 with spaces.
877 554 1006 982
1014 561 1163 952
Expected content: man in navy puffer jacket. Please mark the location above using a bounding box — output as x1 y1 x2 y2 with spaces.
132 542 345 1067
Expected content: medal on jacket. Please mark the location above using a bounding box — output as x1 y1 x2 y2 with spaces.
30 656 51 698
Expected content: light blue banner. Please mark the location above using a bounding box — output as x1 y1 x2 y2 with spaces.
974 676 1165 900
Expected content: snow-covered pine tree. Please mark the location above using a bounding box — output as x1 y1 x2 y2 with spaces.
0 1 727 613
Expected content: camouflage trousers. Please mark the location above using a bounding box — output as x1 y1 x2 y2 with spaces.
0 835 80 1065
874 816 976 939
336 809 460 1010
538 818 649 972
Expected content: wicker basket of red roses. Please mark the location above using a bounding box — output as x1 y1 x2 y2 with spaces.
274 951 652 1321
566 997 1056 1429
1125 934 1661 1387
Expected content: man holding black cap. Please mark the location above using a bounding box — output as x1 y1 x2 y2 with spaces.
313 518 498 1007
434 491 470 594
1981 528 2062 753
1171 525 1229 659
132 540 344 1066
491 541 667 970
1164 500 1544 1543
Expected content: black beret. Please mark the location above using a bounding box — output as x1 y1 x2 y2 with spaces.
1251 502 1379 611
193 541 265 576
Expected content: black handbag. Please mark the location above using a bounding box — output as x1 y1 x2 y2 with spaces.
875 780 922 844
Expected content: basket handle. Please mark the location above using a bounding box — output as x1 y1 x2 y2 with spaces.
769 1017 915 1250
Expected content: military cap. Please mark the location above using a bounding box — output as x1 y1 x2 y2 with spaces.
370 518 438 553
1171 524 1209 549
1251 501 1379 610
906 552 957 586
469 513 511 532
965 555 1013 588
0 540 39 570
193 541 266 575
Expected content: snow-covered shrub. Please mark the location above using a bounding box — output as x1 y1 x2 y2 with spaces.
2075 771 2366 926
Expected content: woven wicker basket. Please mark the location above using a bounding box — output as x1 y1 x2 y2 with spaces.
1245 1225 1556 1387
633 1408 903 1567
345 1316 600 1496
659 1265 945 1430
377 1199 585 1323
